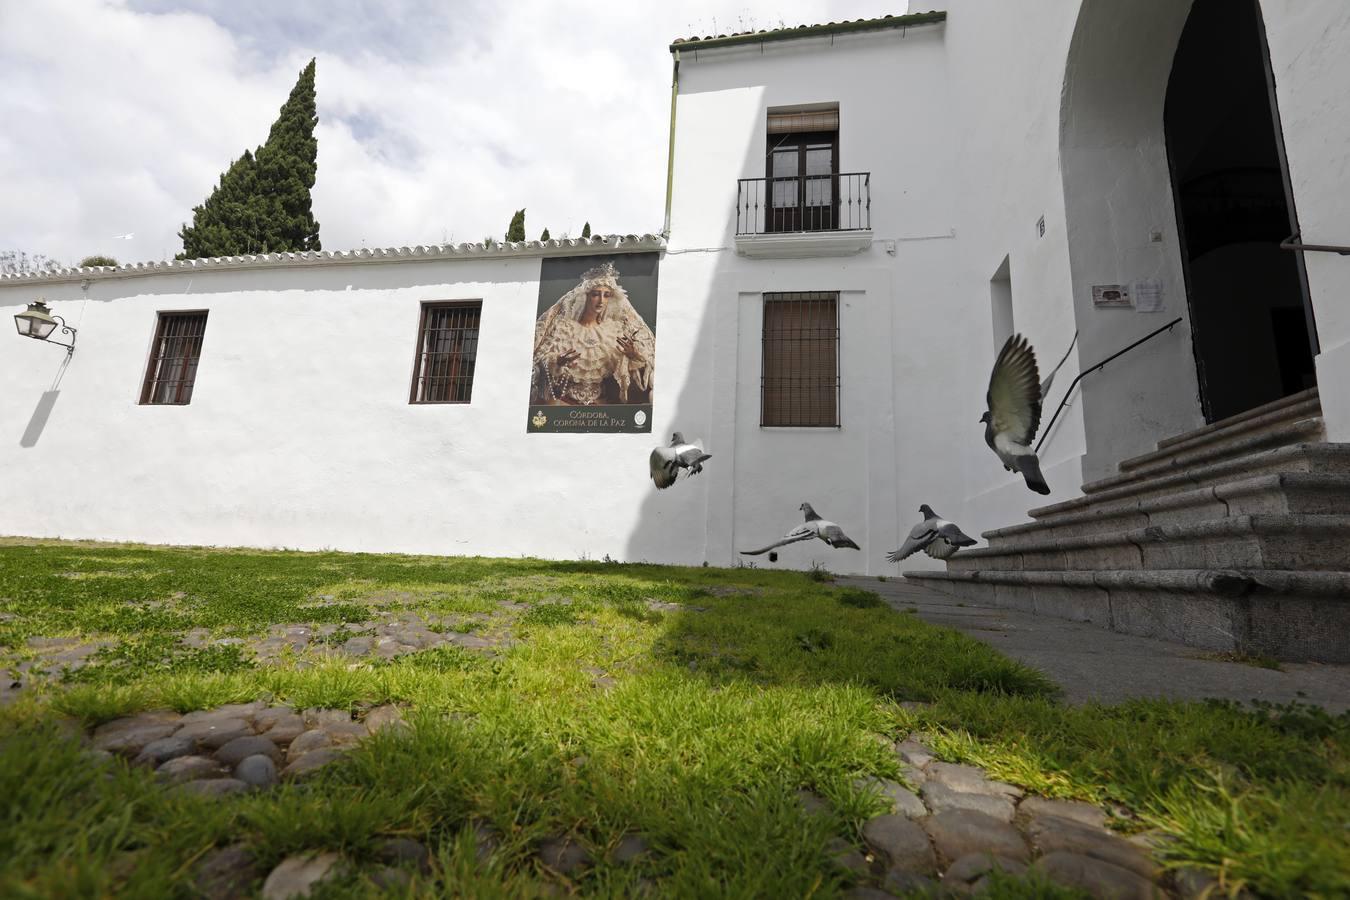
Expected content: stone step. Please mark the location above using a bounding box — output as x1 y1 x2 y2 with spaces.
1085 417 1326 495
1155 386 1318 451
1031 442 1350 519
951 514 1350 572
902 568 1350 662
984 472 1350 543
1122 396 1323 472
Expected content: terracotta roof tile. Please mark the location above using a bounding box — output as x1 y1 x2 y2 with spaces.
0 234 667 287
670 10 945 51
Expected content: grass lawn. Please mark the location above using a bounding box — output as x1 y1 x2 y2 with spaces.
0 539 1346 898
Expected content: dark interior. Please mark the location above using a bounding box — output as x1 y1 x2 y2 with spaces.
1165 0 1315 423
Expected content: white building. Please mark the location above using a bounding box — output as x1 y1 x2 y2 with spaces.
4 3 1348 655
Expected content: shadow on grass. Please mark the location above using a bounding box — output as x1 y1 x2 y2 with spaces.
646 577 1058 703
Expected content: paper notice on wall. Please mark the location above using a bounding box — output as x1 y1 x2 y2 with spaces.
1134 279 1165 313
1091 284 1132 309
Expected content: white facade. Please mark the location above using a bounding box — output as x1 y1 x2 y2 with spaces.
3 2 1347 576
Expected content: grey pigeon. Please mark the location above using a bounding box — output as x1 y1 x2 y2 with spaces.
740 502 861 555
649 432 711 489
887 504 977 562
981 334 1051 495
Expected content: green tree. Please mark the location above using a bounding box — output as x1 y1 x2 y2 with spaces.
506 209 525 243
176 150 259 259
539 227 550 241
79 255 118 267
581 222 591 238
177 59 321 260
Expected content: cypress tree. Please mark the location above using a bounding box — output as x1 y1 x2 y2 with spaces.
178 59 321 259
252 58 321 253
506 209 525 243
176 150 260 259
581 222 591 238
539 227 550 241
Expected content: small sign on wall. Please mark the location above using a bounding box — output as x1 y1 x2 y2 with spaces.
1091 284 1133 309
1134 279 1165 313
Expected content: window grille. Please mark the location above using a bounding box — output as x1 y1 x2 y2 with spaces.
140 311 208 405
410 301 482 403
761 292 840 427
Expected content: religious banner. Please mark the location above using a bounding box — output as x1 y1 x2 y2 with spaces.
527 252 659 433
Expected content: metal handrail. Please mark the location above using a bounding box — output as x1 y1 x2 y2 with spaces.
1280 231 1350 256
1034 317 1183 454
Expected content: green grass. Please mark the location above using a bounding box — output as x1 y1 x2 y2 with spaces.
1 539 1346 898
1195 650 1284 671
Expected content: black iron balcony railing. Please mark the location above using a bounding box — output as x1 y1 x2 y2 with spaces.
736 172 870 236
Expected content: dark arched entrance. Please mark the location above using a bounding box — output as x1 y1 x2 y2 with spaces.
1165 0 1317 423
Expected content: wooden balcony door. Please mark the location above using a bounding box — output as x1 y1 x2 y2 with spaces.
767 131 838 233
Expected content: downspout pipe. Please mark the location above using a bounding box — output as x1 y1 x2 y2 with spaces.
662 49 680 237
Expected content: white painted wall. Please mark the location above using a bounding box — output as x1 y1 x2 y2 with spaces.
661 24 965 575
1 252 708 564
937 1 1089 534
1260 1 1350 441
1055 0 1206 481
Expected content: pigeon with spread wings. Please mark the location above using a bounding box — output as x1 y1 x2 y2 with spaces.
887 504 977 562
649 432 712 489
981 334 1051 495
740 503 861 556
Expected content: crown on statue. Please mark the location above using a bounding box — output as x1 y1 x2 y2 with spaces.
580 260 619 285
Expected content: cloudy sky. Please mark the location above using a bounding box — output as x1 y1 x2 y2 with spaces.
0 0 904 265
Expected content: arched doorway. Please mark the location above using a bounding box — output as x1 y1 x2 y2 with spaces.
1164 0 1317 422
1058 0 1203 481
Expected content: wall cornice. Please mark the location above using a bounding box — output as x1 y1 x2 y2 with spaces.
0 234 667 289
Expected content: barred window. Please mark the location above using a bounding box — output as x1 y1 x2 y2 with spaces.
761 292 840 427
140 311 208 405
410 301 482 404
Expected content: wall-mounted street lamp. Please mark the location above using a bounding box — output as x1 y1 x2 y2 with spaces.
14 298 77 356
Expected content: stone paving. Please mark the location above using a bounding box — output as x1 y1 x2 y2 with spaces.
844 576 1350 711
184 608 515 664
87 700 411 794
818 734 1197 898
1 600 527 704
2 589 712 705
76 700 1196 898
77 699 658 898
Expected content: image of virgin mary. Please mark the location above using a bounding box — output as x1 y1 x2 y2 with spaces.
530 261 655 406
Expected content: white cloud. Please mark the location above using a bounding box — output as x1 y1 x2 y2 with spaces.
0 0 904 263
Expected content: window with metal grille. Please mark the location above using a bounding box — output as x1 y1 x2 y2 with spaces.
409 301 482 404
139 311 208 405
761 292 840 427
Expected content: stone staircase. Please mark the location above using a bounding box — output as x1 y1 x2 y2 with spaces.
905 388 1350 662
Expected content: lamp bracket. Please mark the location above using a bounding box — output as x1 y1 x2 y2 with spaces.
45 314 77 356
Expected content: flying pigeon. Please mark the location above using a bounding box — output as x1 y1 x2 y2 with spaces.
740 502 861 556
886 504 977 562
649 432 712 489
982 334 1051 495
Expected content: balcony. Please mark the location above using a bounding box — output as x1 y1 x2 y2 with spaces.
734 172 872 258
